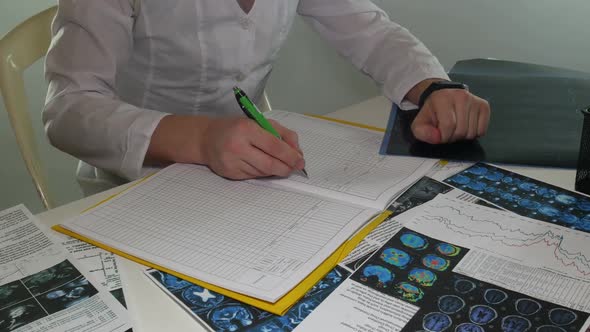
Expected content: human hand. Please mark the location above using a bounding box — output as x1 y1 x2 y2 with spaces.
147 115 305 179
411 88 491 144
201 117 305 179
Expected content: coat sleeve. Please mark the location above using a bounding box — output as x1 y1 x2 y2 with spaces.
43 0 167 180
297 0 449 109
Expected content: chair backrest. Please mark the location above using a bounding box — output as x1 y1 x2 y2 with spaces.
0 6 57 209
260 91 272 113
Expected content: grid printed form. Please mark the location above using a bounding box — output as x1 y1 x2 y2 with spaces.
268 111 432 200
69 164 373 293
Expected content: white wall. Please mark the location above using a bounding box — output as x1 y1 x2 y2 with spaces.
269 0 590 112
1 0 588 212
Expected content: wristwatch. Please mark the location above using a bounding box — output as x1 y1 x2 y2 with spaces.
418 81 468 109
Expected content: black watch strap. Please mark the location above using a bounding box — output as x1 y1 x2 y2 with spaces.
418 81 468 109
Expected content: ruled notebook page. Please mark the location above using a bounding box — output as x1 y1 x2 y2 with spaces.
262 111 438 210
61 164 378 302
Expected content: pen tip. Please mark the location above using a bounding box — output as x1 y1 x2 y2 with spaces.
301 168 309 178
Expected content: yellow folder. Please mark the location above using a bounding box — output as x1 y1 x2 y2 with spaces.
53 210 390 315
53 116 392 315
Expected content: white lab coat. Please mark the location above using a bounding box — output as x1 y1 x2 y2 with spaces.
43 0 448 183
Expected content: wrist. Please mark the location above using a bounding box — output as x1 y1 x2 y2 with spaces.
146 114 211 166
418 80 469 109
405 78 448 106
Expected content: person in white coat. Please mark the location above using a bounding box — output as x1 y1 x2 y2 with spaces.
43 0 490 190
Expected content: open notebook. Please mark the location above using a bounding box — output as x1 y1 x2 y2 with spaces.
54 111 437 313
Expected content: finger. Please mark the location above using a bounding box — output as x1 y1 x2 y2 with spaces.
214 164 256 181
411 111 441 144
269 120 303 155
466 98 479 140
238 160 266 178
450 93 471 142
431 94 456 143
251 127 303 170
243 143 293 177
477 99 491 137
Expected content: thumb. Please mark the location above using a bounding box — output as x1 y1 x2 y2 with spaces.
412 119 442 144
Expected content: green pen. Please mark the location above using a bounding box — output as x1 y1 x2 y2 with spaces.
233 86 308 178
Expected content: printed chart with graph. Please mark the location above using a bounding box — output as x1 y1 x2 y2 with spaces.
407 196 590 279
406 195 590 313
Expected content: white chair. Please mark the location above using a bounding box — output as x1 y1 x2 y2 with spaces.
0 6 58 209
260 90 272 113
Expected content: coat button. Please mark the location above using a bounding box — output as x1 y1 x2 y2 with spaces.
240 17 252 30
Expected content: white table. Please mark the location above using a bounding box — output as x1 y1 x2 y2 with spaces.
36 96 578 332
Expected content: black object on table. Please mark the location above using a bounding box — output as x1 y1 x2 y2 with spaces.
576 107 590 195
381 59 590 169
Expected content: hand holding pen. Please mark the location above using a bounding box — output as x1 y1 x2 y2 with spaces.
233 86 308 177
199 115 306 180
146 87 306 180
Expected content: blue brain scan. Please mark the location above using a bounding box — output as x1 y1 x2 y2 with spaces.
401 233 429 250
209 305 253 331
467 182 487 191
536 326 566 332
450 175 471 185
484 171 504 181
423 312 452 332
159 272 191 290
182 285 224 312
469 305 498 325
578 202 590 212
456 322 485 332
502 176 517 185
381 248 412 269
577 218 590 231
559 213 578 225
501 315 532 332
467 166 488 176
515 298 542 316
518 182 537 192
538 206 560 217
360 265 393 288
518 199 542 210
548 308 577 326
535 187 557 199
484 289 508 304
308 268 343 295
435 243 461 257
501 193 521 202
408 268 437 287
422 254 450 271
555 195 576 205
437 295 465 314
395 282 424 303
454 279 476 294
